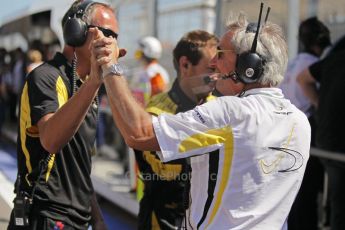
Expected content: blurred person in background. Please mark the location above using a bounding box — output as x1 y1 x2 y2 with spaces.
0 48 8 137
297 39 345 230
279 17 331 230
1 51 13 128
131 36 170 105
94 9 311 229
8 48 26 123
26 49 43 73
134 30 218 229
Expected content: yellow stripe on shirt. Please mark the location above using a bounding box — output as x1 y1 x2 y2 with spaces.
45 76 68 182
177 126 234 227
20 83 33 173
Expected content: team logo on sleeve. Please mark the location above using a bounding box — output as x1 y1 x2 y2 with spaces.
192 108 206 124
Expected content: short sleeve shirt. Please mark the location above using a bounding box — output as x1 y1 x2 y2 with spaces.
17 53 97 228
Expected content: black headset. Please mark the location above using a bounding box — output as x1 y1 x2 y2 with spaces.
235 3 270 84
63 0 96 47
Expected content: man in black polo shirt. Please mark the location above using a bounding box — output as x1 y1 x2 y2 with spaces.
298 48 345 230
7 1 121 229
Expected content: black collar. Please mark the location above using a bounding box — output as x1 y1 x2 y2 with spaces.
168 80 197 113
53 52 73 81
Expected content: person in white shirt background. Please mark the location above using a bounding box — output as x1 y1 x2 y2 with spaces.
280 17 330 119
92 4 311 229
279 17 331 230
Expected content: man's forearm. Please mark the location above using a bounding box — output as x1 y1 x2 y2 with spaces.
297 69 319 108
302 83 319 108
38 78 100 153
103 75 148 137
103 75 160 151
91 30 159 151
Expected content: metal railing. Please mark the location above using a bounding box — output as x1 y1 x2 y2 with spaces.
310 147 345 162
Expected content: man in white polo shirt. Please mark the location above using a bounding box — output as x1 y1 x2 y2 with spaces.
92 8 311 230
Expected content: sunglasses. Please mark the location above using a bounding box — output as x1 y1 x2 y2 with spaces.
88 25 118 39
216 48 236 58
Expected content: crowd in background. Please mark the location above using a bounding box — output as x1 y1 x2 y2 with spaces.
0 41 62 136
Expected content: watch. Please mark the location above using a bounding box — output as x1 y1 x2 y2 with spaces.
102 63 124 78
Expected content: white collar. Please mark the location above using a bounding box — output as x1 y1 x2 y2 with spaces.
239 87 284 99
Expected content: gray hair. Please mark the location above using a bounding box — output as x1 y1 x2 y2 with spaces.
226 13 288 86
82 2 114 25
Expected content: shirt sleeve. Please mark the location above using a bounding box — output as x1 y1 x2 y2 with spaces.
152 98 232 162
27 67 61 125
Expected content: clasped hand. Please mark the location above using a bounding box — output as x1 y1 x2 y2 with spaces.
90 28 126 82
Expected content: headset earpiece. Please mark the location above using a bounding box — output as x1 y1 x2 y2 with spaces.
63 0 95 47
236 52 264 84
63 16 88 47
235 3 269 84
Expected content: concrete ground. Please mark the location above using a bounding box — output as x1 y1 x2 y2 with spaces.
0 195 11 229
0 122 137 229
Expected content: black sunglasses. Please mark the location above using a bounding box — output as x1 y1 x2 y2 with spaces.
88 25 118 39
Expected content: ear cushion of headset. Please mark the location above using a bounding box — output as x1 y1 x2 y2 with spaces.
63 18 88 47
236 52 263 84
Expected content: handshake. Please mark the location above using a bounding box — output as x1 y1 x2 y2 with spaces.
90 27 127 80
